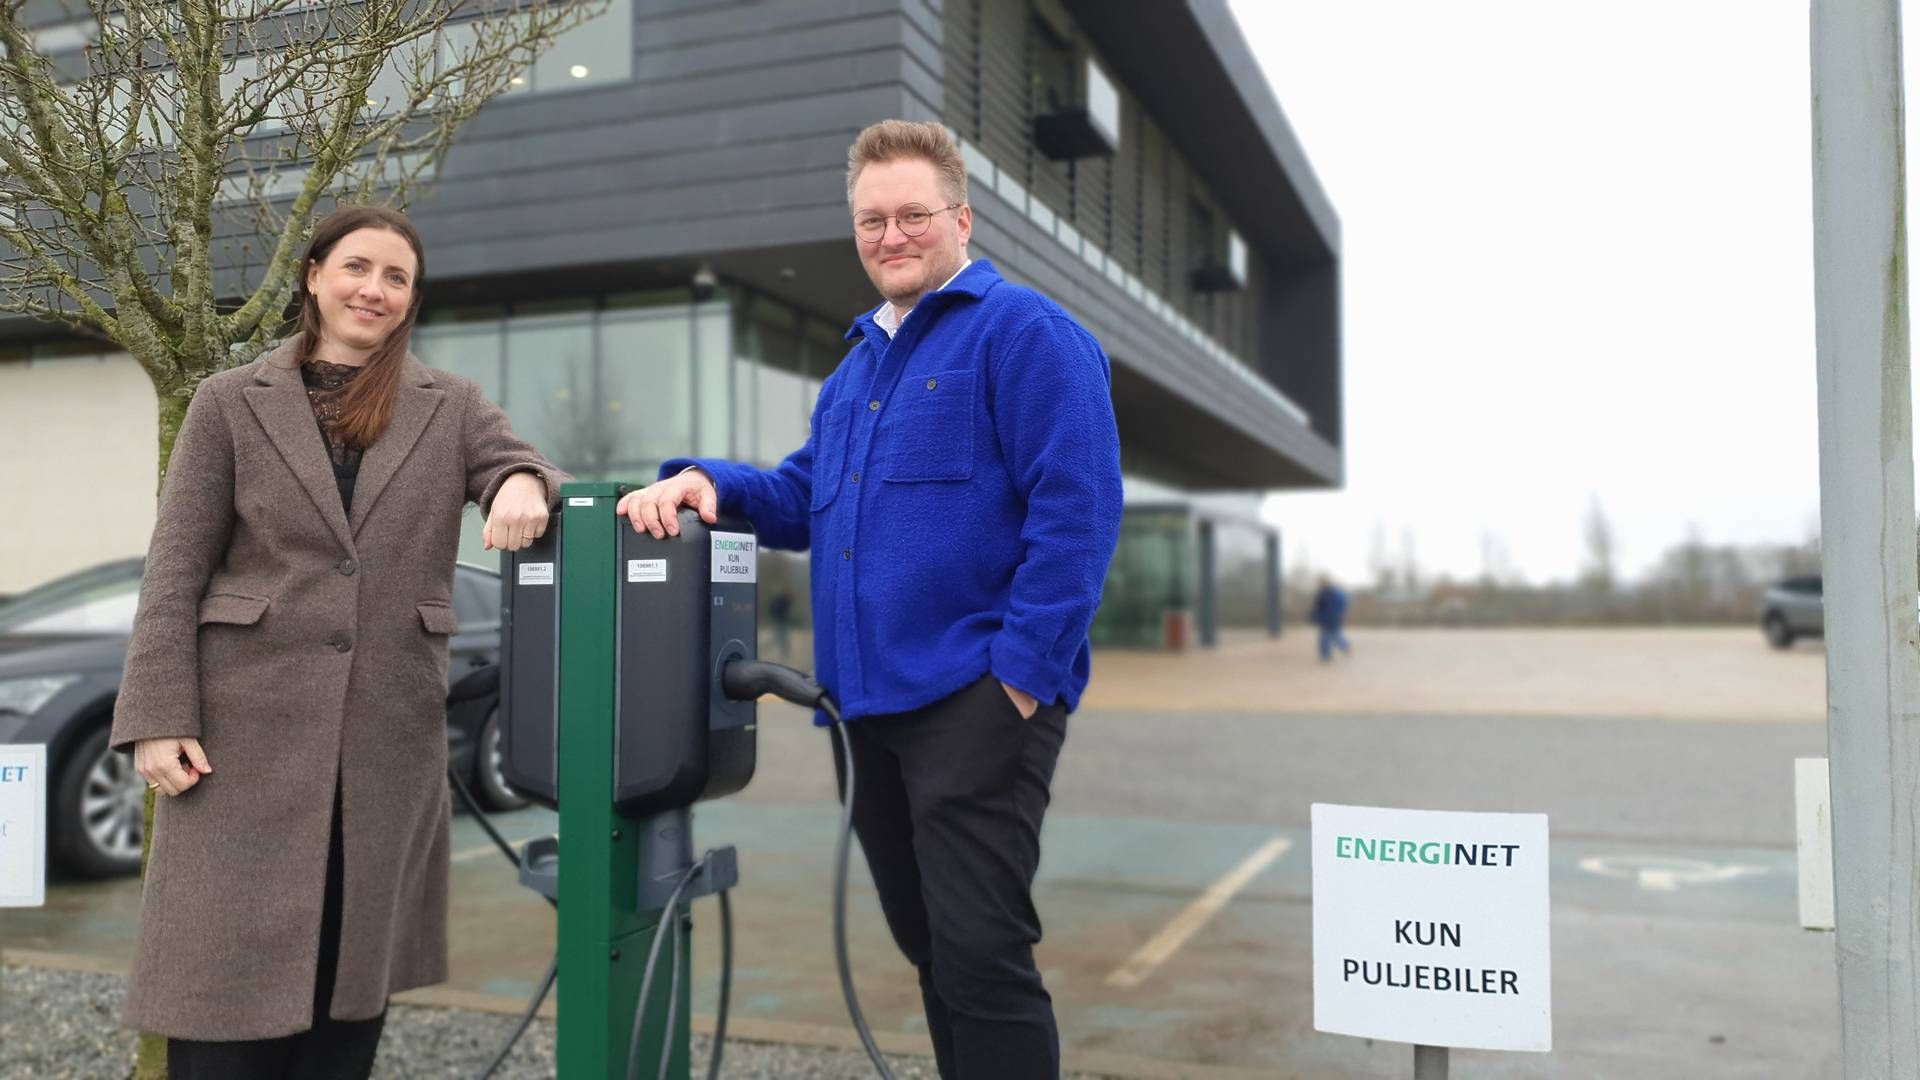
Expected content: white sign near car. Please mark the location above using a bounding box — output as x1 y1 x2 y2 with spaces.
1312 803 1551 1052
0 744 46 907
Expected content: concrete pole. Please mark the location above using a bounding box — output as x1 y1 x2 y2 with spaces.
1196 519 1218 648
1265 533 1283 638
1811 2 1920 1074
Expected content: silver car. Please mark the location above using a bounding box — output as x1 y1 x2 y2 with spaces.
1761 575 1823 649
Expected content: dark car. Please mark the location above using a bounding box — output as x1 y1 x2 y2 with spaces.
1761 575 1824 649
0 558 523 879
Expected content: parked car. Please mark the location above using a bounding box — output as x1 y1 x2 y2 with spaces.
0 558 522 879
1761 575 1824 649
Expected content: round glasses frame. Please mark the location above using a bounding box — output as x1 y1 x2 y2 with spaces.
853 203 963 243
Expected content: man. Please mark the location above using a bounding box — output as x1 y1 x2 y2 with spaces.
617 119 1122 1078
1311 574 1351 661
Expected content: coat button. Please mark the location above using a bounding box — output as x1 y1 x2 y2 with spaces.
850 472 860 483
337 559 356 576
331 635 353 653
868 400 880 411
842 549 851 560
926 378 937 390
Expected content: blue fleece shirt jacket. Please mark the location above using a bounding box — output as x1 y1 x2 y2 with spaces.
662 260 1122 723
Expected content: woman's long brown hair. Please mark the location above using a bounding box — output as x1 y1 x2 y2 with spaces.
290 205 427 449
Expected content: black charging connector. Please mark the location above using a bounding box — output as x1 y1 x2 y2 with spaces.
719 659 829 711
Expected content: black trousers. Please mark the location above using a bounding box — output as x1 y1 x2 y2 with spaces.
833 674 1069 1080
166 784 386 1079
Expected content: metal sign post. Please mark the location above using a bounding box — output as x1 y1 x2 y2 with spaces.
1413 1044 1447 1079
1810 2 1920 1076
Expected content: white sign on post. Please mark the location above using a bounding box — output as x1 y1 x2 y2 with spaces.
0 744 47 907
1312 803 1551 1052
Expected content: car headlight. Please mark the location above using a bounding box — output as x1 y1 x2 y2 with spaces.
0 674 83 722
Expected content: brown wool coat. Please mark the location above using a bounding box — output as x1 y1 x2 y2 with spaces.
109 339 564 1040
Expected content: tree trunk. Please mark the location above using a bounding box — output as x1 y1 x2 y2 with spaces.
134 378 194 1080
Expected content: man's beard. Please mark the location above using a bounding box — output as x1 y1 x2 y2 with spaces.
877 253 960 310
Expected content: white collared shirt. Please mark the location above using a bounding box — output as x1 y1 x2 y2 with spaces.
872 260 973 339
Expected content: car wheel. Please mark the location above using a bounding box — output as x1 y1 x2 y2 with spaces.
474 708 528 812
52 726 145 879
1764 612 1795 650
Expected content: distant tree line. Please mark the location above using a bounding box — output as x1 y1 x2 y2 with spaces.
1274 500 1826 628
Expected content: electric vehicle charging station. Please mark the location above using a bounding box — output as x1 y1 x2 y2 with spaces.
498 481 760 1079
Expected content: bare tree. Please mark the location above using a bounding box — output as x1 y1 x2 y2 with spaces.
1368 519 1395 593
1795 511 1822 576
0 0 597 475
2 5 599 1074
1478 529 1514 589
1398 525 1421 595
1581 494 1616 601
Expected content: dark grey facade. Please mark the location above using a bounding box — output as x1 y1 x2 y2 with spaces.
400 0 1342 493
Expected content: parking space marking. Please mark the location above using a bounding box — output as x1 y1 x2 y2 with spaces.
1104 835 1291 990
1576 853 1771 892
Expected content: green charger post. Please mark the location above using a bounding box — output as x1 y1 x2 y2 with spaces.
555 482 691 1079
501 481 753 1079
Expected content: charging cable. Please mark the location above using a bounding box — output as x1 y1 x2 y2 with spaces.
454 655 890 1080
446 763 557 1080
721 660 898 1080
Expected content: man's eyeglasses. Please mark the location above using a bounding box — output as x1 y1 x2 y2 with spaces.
853 203 962 243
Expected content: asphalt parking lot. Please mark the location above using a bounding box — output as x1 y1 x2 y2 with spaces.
3 628 1841 1078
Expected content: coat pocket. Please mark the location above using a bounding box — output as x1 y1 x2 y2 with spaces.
196 592 269 626
883 369 975 483
809 401 851 511
417 601 461 635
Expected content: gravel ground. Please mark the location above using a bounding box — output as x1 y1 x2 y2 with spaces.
0 965 1112 1079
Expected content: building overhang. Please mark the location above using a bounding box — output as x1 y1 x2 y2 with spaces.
1065 0 1340 271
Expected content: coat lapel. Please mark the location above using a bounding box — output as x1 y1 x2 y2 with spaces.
241 343 355 554
347 359 444 538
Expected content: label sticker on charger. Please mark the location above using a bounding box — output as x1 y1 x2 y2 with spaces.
711 532 757 583
628 559 667 583
567 497 595 507
517 562 555 586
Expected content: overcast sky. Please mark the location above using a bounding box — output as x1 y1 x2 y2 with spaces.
1235 2 1843 585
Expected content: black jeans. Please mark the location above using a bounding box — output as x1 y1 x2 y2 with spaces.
833 674 1069 1080
166 784 386 1079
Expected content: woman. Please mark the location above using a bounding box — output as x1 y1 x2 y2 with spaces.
109 205 565 1077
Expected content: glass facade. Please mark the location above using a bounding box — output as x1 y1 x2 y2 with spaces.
1213 518 1277 629
412 283 1274 652
1090 507 1190 648
1089 504 1281 648
411 287 835 594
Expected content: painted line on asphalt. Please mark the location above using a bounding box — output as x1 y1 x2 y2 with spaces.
1104 836 1292 990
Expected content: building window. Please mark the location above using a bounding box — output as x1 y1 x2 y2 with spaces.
1190 199 1246 292
1029 11 1119 161
461 0 633 97
505 311 601 474
1084 57 1120 149
410 315 504 404
599 305 698 466
411 280 849 566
